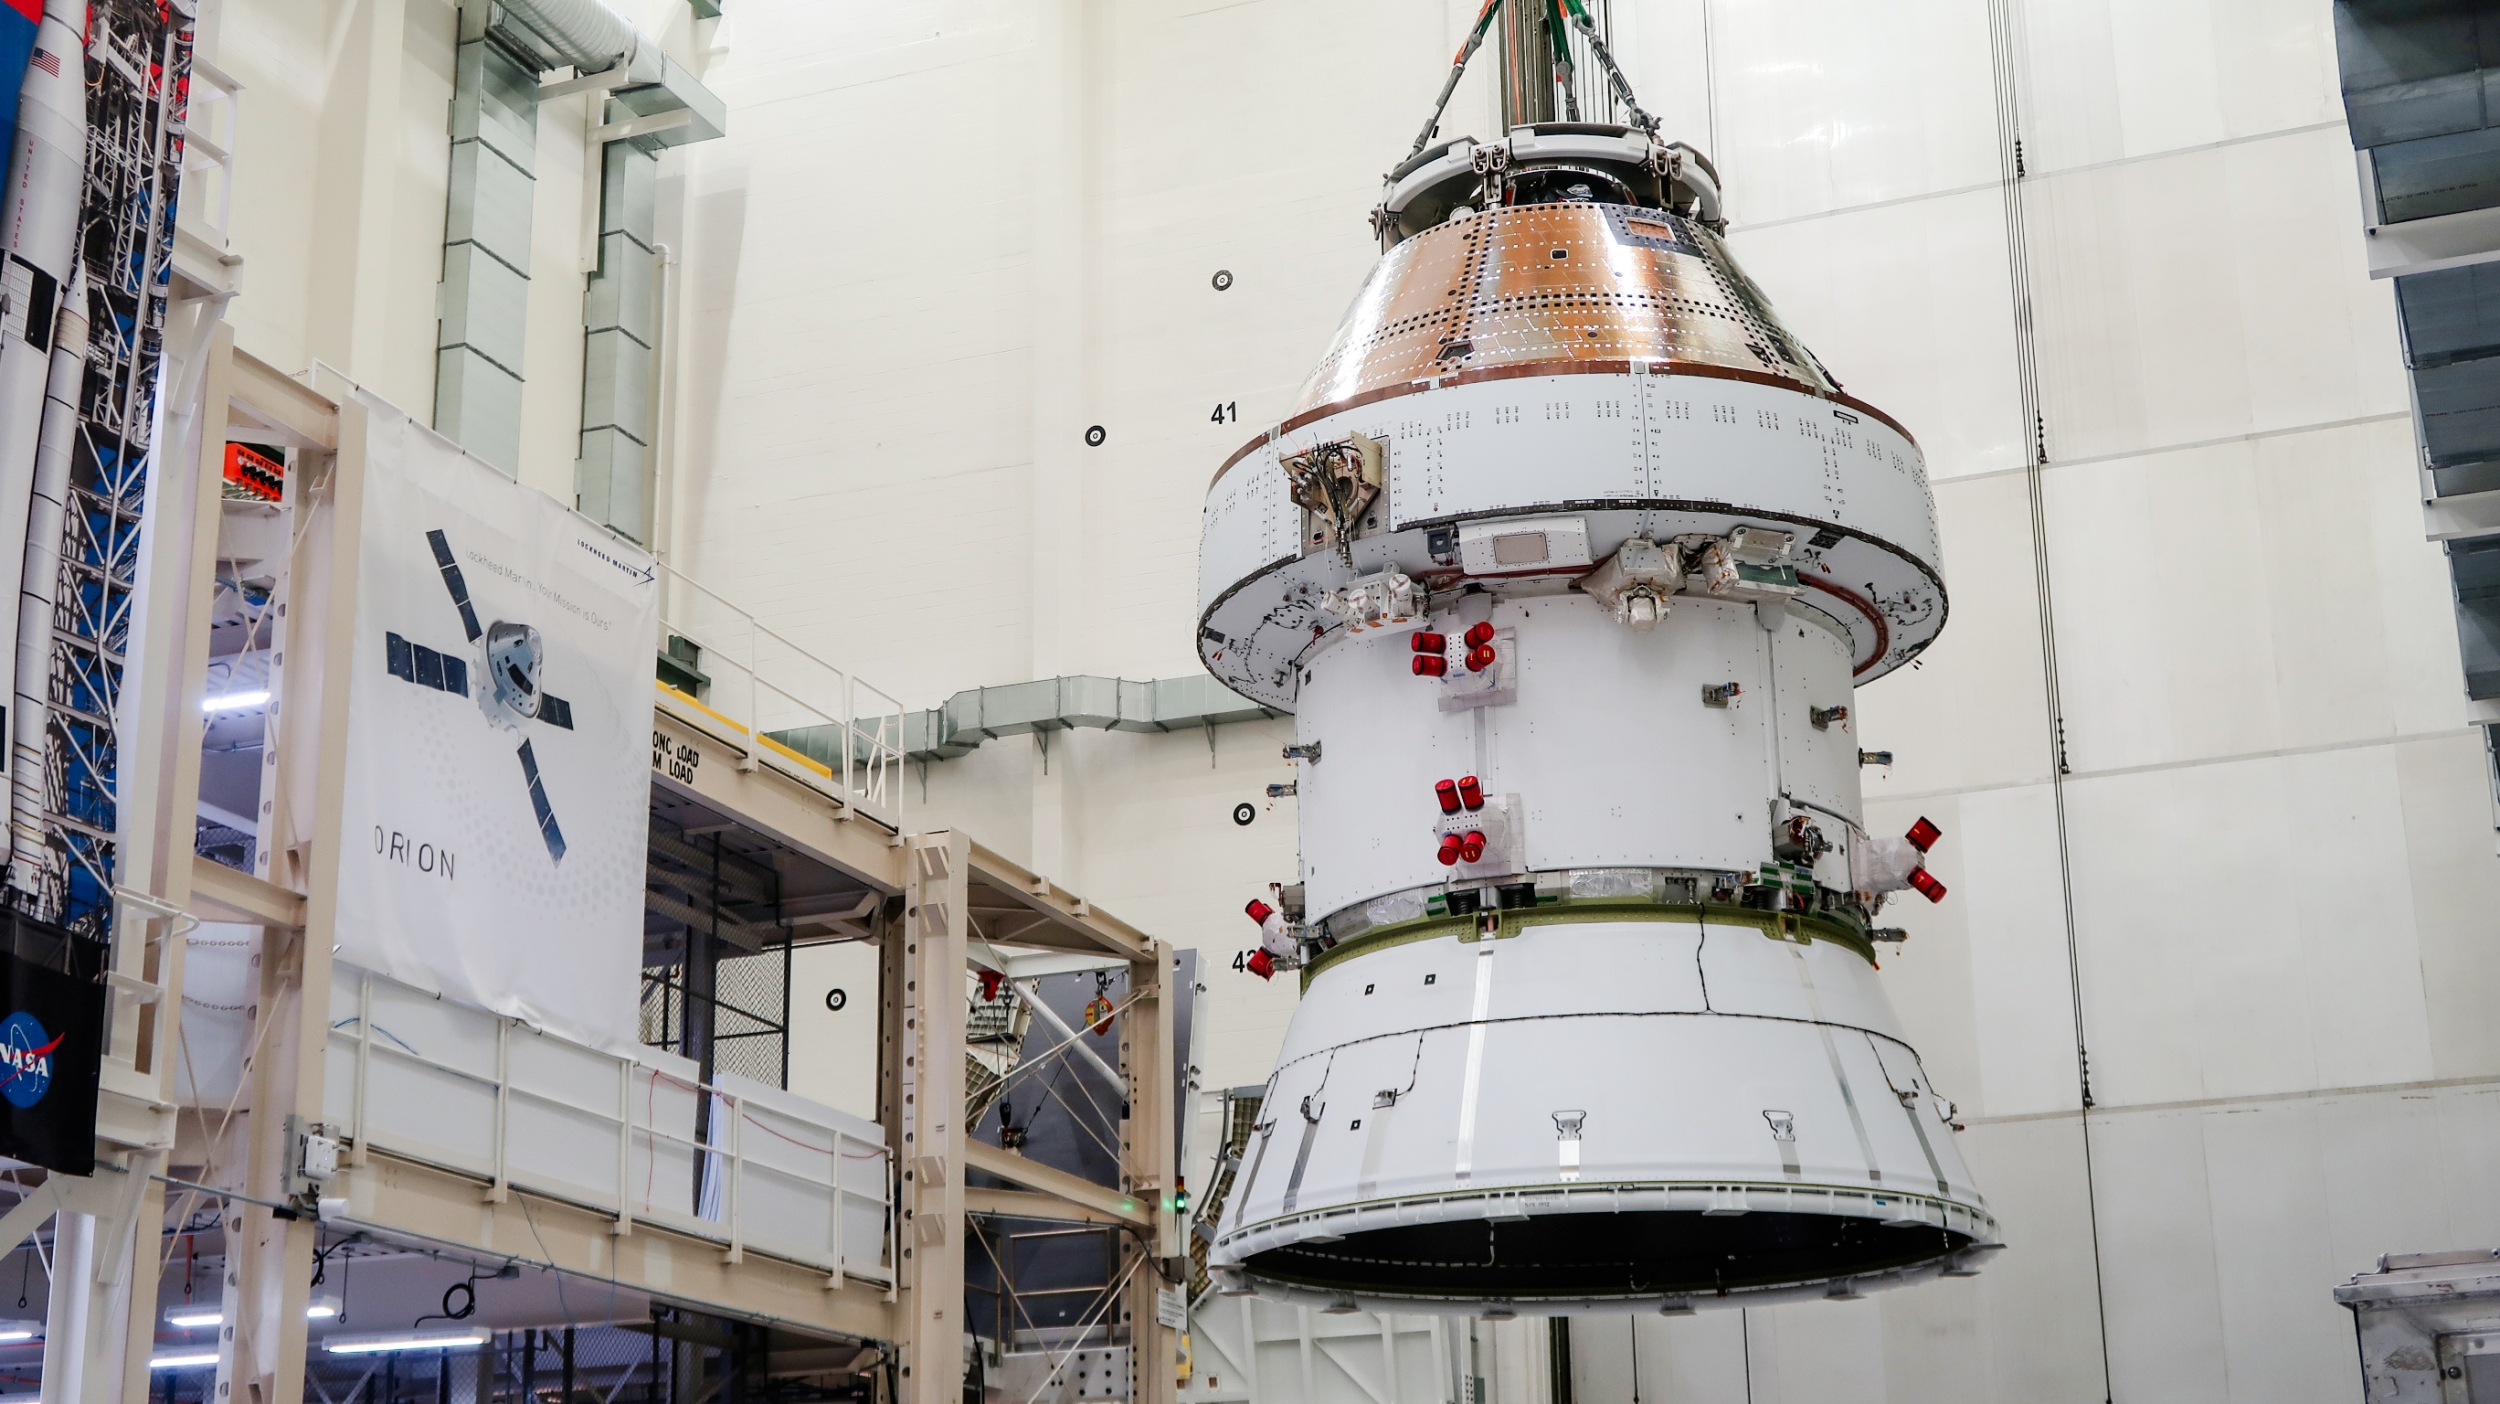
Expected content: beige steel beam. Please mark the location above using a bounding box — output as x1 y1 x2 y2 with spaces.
224 350 339 452
892 831 969 1401
188 858 306 930
80 331 341 1404
654 704 903 894
215 371 370 1404
965 841 1153 961
1123 937 1180 1404
963 1142 1151 1230
333 1152 893 1342
963 1188 1141 1229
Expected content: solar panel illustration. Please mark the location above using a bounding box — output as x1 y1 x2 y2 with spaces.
380 528 575 862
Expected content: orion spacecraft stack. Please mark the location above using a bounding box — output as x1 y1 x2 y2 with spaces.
1199 1 1997 1313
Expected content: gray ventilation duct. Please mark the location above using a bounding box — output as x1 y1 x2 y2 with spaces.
764 674 1284 768
491 0 639 69
434 0 722 513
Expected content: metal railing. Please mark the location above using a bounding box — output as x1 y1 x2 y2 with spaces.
324 964 893 1285
652 562 905 828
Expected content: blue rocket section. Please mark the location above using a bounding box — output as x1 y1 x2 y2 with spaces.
0 5 34 171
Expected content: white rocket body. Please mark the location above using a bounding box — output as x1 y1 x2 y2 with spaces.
10 262 77 890
0 0 83 870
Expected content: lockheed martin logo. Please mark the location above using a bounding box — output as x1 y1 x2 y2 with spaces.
0 1012 63 1108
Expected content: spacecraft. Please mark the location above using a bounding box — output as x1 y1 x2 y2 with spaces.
1198 3 1996 1313
384 528 576 861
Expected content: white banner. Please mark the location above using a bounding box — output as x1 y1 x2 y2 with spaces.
335 397 657 1052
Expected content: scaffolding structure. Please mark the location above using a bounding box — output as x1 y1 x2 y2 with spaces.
25 0 196 929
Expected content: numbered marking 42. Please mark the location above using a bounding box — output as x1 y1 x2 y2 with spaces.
653 730 701 783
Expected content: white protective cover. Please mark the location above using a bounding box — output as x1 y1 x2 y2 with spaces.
335 398 658 1052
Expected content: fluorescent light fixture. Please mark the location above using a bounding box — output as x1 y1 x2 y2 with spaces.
163 1307 223 1328
305 1295 341 1319
201 690 269 713
324 1327 490 1355
150 1352 222 1369
0 1321 34 1342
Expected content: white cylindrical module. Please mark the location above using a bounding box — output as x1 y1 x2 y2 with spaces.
1197 124 1996 1313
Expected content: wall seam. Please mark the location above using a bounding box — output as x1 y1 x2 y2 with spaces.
1933 410 2412 486
1971 1070 2500 1125
1729 118 2351 235
1866 725 2481 805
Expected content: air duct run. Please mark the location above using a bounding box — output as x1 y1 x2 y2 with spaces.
433 0 722 524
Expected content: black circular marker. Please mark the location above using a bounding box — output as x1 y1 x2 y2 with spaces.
1212 269 1234 291
1232 802 1256 826
1085 425 1106 447
825 988 847 1011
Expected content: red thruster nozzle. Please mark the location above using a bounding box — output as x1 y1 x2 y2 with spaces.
1436 833 1464 866
1459 831 1487 863
1245 898 1275 925
1905 816 1942 852
1434 779 1461 814
1246 949 1275 980
1456 775 1484 810
1908 868 1947 903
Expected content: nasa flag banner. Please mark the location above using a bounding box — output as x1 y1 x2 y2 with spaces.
331 396 658 1053
0 950 104 1175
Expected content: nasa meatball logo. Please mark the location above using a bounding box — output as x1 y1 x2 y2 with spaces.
0 1012 63 1109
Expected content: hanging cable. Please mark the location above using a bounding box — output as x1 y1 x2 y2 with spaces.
1985 2 2114 1401
1545 0 1580 120
1409 0 1508 157
1558 0 1658 136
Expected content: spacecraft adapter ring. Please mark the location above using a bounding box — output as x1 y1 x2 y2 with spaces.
1194 503 1944 707
1296 900 1876 985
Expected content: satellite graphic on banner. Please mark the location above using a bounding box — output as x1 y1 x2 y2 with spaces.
335 398 657 1052
386 528 581 861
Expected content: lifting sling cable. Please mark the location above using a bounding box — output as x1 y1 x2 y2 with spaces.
1547 0 1580 121
1409 0 1507 157
1558 0 1660 136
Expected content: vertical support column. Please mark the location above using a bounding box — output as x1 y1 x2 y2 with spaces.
218 387 364 1404
1123 941 1177 1404
92 314 237 1404
95 1176 168 1404
435 6 541 475
575 138 660 543
895 833 967 1401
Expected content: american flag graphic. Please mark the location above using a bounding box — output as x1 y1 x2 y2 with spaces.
29 49 57 77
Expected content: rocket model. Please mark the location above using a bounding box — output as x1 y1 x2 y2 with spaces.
1198 8 1995 1314
0 1 37 170
8 261 75 892
0 0 83 869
